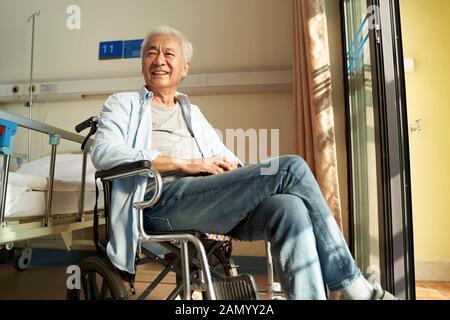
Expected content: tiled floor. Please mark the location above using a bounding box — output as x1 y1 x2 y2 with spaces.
0 263 448 300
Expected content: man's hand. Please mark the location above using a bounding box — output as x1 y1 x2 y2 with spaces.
180 156 238 175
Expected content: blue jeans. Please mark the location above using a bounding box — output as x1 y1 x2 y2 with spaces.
143 155 362 299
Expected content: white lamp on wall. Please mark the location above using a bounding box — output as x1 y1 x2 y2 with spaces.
404 57 415 73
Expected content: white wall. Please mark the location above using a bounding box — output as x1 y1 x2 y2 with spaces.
0 0 293 82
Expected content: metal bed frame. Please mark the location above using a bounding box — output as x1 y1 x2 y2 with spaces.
0 110 105 267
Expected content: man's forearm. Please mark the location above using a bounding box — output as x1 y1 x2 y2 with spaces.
151 155 238 175
150 155 187 174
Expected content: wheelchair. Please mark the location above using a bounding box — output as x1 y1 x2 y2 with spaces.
67 117 283 300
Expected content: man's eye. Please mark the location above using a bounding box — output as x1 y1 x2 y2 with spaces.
148 51 157 56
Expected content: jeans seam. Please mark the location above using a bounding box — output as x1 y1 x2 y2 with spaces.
308 200 348 273
275 255 294 299
147 216 173 231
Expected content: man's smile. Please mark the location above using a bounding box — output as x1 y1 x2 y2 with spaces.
151 70 170 75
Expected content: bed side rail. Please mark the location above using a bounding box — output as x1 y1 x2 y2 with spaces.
0 110 89 145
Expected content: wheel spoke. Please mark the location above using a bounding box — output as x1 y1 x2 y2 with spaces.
85 272 100 300
210 259 221 271
81 274 91 300
91 273 101 300
209 256 227 276
86 272 95 300
99 278 111 299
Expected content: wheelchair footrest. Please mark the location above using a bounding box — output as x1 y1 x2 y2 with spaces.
213 274 258 300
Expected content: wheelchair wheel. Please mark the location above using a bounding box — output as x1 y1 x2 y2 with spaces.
66 256 128 300
176 242 238 299
208 245 238 278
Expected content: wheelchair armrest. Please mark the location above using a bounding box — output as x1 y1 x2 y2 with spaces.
95 160 163 210
95 160 154 181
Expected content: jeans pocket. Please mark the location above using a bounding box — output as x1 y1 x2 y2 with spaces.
145 216 173 232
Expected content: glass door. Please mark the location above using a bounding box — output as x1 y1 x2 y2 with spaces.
341 0 415 299
342 0 380 285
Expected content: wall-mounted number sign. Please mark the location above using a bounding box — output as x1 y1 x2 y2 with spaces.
99 41 124 60
99 39 144 60
124 39 144 59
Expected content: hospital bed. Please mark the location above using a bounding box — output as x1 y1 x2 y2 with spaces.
0 110 105 270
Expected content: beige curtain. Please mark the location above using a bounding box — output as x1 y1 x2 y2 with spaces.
293 0 342 228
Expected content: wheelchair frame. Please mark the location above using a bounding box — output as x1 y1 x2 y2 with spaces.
73 117 283 300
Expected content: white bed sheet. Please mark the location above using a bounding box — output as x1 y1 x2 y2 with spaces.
5 189 104 219
4 153 105 219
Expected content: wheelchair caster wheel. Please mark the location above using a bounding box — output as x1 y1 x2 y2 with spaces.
13 248 32 271
66 256 128 300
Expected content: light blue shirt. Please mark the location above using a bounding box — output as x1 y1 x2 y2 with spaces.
91 86 241 274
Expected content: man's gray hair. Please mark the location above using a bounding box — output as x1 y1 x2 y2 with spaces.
141 26 193 64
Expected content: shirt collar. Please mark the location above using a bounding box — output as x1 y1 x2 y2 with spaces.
138 86 153 104
139 85 190 106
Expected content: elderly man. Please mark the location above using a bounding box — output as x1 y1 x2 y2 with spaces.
92 26 395 300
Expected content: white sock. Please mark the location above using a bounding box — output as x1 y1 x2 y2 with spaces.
338 276 375 300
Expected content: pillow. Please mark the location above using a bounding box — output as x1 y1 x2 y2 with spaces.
7 172 47 190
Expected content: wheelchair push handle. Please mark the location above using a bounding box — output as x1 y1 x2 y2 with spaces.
75 116 99 150
75 116 99 133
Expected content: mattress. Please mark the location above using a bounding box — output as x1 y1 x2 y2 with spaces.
4 153 105 219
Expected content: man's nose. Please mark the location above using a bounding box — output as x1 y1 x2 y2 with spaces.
154 52 166 65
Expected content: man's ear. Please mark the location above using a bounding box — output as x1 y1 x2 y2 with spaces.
182 62 191 78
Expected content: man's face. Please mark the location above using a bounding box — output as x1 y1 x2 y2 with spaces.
141 34 190 93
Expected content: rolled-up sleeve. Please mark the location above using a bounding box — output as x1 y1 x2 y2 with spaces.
91 94 160 170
